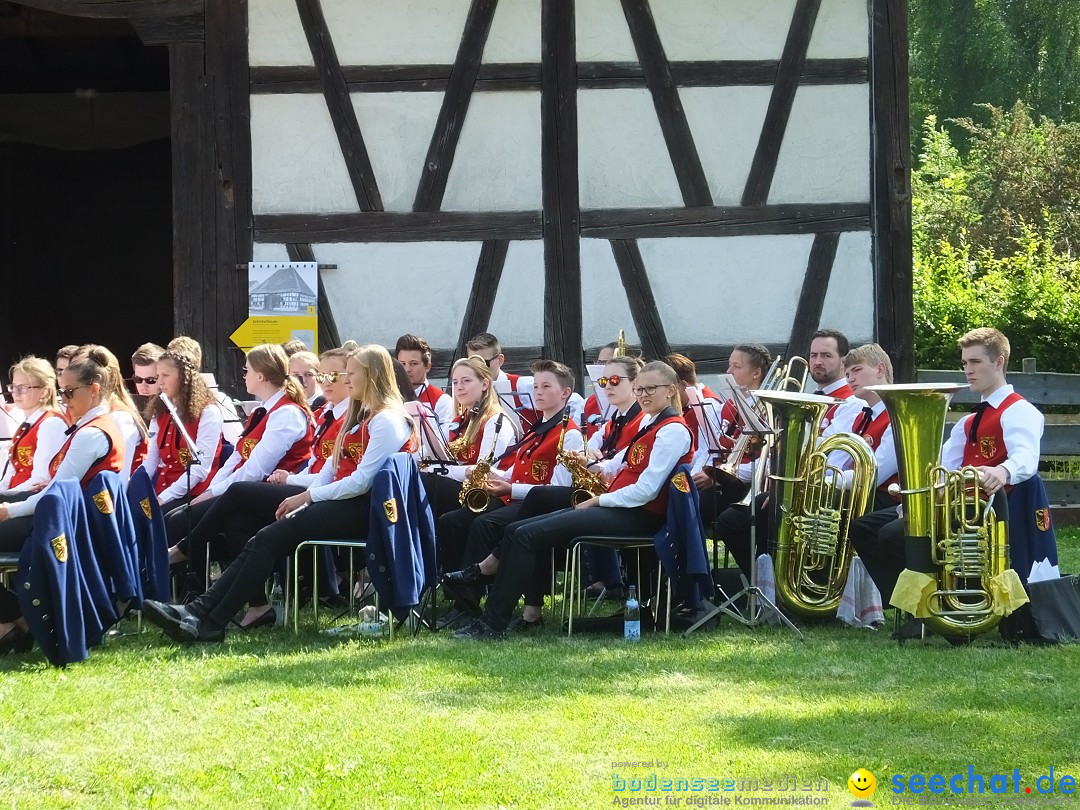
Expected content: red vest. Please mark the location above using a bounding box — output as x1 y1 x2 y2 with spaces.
597 408 646 458
500 417 579 503
49 413 126 487
416 383 446 415
310 406 346 475
449 413 495 465
237 397 313 473
608 413 695 515
820 382 855 431
153 410 223 498
334 418 418 481
583 394 601 440
961 393 1024 468
716 399 755 463
858 409 899 501
505 373 542 428
7 410 63 488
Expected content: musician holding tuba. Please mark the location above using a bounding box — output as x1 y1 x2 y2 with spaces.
850 328 1048 639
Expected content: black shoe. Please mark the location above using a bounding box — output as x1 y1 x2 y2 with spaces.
143 600 223 644
507 615 544 633
442 564 483 585
0 625 33 654
435 606 477 631
451 618 506 641
240 608 276 630
892 617 925 640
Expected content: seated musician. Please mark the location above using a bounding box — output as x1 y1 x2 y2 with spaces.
54 344 79 376
850 328 1044 634
0 348 127 654
421 355 514 520
396 333 454 437
289 350 325 410
72 345 149 483
436 360 584 620
130 343 165 413
141 349 225 514
0 357 66 500
583 340 619 440
452 361 694 640
142 345 419 643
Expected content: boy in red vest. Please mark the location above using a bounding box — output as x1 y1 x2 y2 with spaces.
395 334 454 437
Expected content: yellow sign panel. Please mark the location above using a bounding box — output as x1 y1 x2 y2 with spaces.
229 316 318 351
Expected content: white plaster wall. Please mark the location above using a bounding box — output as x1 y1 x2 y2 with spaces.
651 0 797 61
486 240 545 346
807 0 869 59
818 231 874 341
580 239 641 347
576 0 638 61
680 86 774 205
442 92 542 212
322 0 471 66
769 84 871 204
252 243 291 262
638 235 815 344
578 88 683 209
306 242 482 348
349 92 443 213
251 94 359 214
249 0 314 67
483 0 541 63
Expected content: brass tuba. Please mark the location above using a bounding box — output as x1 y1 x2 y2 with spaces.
756 390 878 619
867 383 1011 639
555 408 606 506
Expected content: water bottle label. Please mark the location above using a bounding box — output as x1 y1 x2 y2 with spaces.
624 620 641 640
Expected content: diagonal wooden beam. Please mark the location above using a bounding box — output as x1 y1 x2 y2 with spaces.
609 239 671 359
742 0 822 206
286 242 342 351
413 0 499 212
455 240 510 360
787 231 840 356
295 0 382 211
619 0 712 207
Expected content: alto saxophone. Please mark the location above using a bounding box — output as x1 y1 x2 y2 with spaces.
555 409 607 506
458 413 504 513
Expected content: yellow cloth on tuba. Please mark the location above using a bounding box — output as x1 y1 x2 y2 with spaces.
988 570 1029 616
889 570 936 617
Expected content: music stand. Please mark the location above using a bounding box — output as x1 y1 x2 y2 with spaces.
492 379 534 435
406 401 460 475
585 364 615 431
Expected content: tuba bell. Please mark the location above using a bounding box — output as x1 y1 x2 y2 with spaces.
755 390 878 619
866 383 1014 640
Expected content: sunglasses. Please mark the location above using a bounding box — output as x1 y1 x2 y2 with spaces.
132 376 158 386
7 384 43 395
480 356 499 367
317 371 345 383
631 384 672 397
57 384 90 400
596 375 623 388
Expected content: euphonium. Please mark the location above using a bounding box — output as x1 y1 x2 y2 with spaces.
756 390 878 619
867 383 1009 639
555 408 606 506
459 448 495 513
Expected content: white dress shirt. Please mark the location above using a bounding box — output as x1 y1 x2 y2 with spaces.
287 398 350 488
940 383 1043 485
0 409 67 493
488 425 584 501
445 416 515 483
111 409 144 483
142 404 225 503
207 390 310 497
309 410 414 501
598 414 692 508
818 377 869 439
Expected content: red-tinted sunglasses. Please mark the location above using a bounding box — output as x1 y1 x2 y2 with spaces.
597 375 623 388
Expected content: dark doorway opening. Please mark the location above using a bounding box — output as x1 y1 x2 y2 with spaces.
0 2 171 371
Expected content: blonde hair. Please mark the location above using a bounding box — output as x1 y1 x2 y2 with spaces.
131 342 164 367
450 355 502 451
72 344 148 439
289 351 320 369
958 327 1011 369
246 344 311 414
332 345 415 466
843 343 894 384
166 336 202 370
9 356 59 412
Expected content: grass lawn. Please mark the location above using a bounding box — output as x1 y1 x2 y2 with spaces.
2 533 1079 809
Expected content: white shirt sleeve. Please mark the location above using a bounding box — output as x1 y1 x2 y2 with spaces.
141 417 161 482
821 395 869 439
310 411 412 502
158 405 224 503
7 425 111 518
840 425 898 491
434 393 455 440
5 416 68 494
940 417 967 473
447 417 515 483
598 423 692 509
1000 400 1044 484
509 428 584 501
567 393 586 426
110 410 142 482
208 404 309 496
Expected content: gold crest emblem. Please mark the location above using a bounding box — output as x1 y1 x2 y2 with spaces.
979 436 996 459
530 459 550 482
671 471 691 494
51 533 68 563
240 437 257 459
178 447 192 466
16 446 32 467
321 439 336 459
346 442 365 461
1035 508 1051 532
93 490 114 515
629 442 647 466
383 498 398 524
140 498 153 520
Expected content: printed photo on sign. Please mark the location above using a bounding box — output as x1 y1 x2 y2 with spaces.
247 262 318 316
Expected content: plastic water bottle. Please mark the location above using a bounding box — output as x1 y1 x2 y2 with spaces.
624 585 641 641
269 573 285 627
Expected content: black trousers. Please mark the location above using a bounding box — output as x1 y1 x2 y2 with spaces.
188 495 371 631
437 500 505 572
697 479 750 534
420 471 464 522
447 503 524 615
1 494 39 622
482 506 663 629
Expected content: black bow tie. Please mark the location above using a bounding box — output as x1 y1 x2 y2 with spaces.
241 407 267 437
968 401 990 444
854 407 874 436
813 389 825 396
13 421 30 440
65 422 79 436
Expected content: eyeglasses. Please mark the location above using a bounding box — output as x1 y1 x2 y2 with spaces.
57 384 90 400
596 375 623 388
7 384 43 395
131 376 158 386
631 384 671 397
317 371 345 383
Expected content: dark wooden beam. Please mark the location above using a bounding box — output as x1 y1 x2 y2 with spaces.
454 240 510 360
251 58 867 94
742 0 822 206
619 0 711 207
413 0 498 212
580 202 870 238
430 345 542 381
541 0 582 383
286 243 341 351
254 211 542 243
787 232 840 356
870 0 913 382
129 12 202 43
8 0 203 18
295 0 382 211
609 239 670 359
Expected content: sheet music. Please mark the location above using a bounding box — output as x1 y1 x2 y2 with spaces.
405 401 454 463
492 378 531 435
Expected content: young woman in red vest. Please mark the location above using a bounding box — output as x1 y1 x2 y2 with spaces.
143 344 419 643
141 349 224 514
165 343 312 569
0 357 66 499
288 350 325 410
0 348 127 653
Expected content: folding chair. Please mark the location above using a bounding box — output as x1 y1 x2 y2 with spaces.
563 536 670 636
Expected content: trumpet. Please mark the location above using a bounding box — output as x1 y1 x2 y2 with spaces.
555 409 606 506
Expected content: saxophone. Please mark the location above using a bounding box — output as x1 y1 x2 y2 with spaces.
555 409 607 506
459 448 495 513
